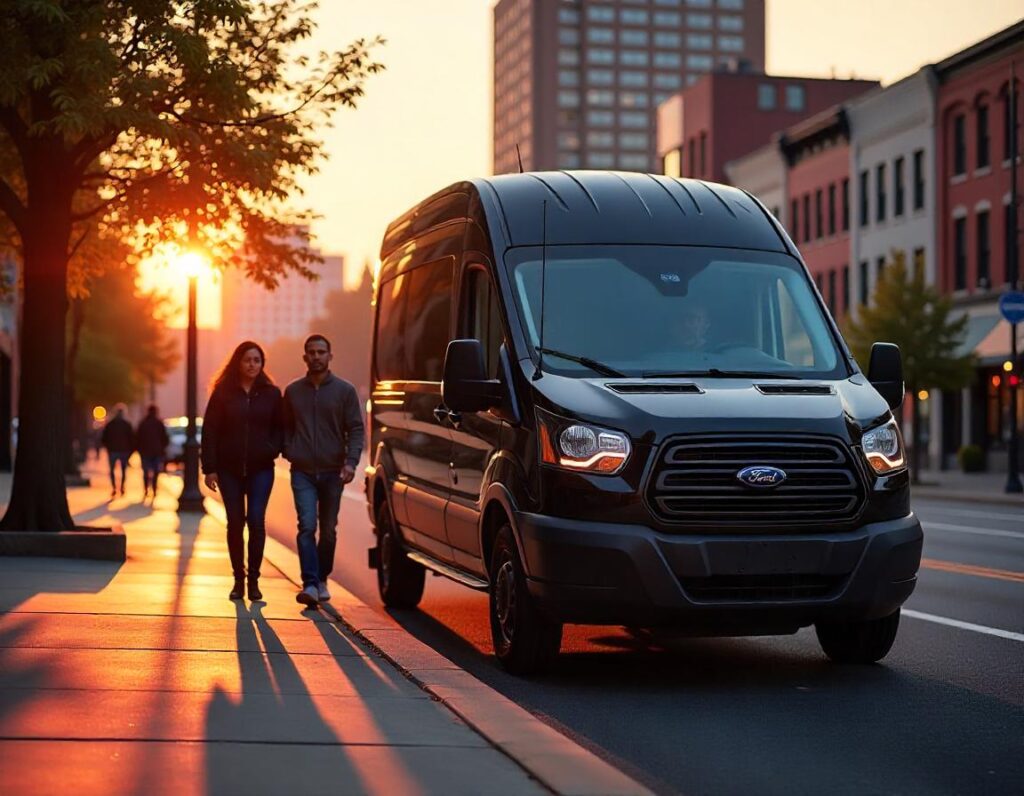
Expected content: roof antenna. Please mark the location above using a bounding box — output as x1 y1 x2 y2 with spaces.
516 143 525 174
533 199 547 381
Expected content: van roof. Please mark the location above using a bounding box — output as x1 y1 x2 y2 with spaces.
477 171 788 251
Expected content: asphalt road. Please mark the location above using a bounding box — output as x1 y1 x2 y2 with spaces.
254 467 1023 796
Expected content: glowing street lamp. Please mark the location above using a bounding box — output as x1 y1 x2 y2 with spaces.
177 250 207 514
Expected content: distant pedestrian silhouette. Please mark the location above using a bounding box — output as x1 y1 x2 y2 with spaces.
101 404 134 499
136 404 170 502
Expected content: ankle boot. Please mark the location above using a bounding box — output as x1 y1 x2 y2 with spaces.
247 578 262 601
229 577 245 600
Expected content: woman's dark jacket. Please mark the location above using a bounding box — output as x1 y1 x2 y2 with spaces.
200 380 283 477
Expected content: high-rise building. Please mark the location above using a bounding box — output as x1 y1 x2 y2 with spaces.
493 0 766 175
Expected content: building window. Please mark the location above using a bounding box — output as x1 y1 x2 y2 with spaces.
587 131 614 148
718 15 743 31
913 149 925 210
977 209 990 287
1004 87 1019 162
557 91 580 108
655 31 682 47
718 35 744 52
841 178 849 231
912 247 925 278
621 8 649 24
620 91 649 108
586 89 614 106
588 152 615 168
654 73 682 89
558 49 580 66
952 113 966 176
622 29 649 46
587 49 615 65
621 111 648 128
790 198 799 239
558 70 579 87
827 270 836 314
717 0 744 8
859 170 869 227
558 131 580 150
558 28 580 45
815 189 823 239
953 216 967 290
655 0 683 5
699 131 707 175
587 6 616 23
687 12 712 28
859 261 869 305
587 110 614 126
802 194 810 242
558 8 581 24
894 156 905 217
587 27 615 44
663 147 682 178
687 0 712 6
828 183 836 236
655 10 683 25
654 52 682 68
558 153 581 169
621 51 650 67
876 256 886 284
588 69 614 86
687 54 713 70
620 71 649 87
757 84 776 110
876 162 886 222
620 153 650 170
842 265 850 313
785 85 806 111
977 104 990 169
687 33 713 49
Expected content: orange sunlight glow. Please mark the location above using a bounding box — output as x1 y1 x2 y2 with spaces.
137 242 222 330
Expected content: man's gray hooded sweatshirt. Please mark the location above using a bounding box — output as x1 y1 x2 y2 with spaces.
283 372 365 474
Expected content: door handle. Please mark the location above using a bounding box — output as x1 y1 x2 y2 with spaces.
432 406 450 424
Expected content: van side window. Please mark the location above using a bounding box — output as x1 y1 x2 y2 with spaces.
404 258 453 382
466 268 503 379
375 272 408 381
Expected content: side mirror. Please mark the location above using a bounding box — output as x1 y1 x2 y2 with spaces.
442 339 504 413
867 342 904 410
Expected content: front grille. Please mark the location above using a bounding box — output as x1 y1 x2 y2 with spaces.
607 383 703 394
680 573 846 602
647 435 866 526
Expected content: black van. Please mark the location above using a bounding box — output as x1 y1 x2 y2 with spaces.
365 171 923 674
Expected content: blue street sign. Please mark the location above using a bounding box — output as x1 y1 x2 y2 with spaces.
1000 291 1024 324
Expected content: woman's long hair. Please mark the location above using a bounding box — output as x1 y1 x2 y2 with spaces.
209 341 274 394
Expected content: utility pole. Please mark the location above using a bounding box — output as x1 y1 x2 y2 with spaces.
1007 61 1022 494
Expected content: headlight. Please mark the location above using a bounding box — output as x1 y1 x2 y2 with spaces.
536 408 631 475
861 417 906 474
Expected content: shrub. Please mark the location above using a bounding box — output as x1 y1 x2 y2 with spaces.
957 444 985 473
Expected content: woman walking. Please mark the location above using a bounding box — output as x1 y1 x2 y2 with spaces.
201 341 282 601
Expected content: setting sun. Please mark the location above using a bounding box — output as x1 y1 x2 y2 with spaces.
137 243 222 330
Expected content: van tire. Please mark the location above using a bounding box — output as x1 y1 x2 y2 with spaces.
489 524 562 675
375 501 425 609
815 609 900 664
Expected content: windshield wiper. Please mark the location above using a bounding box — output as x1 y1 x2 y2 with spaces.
537 347 626 378
641 368 801 380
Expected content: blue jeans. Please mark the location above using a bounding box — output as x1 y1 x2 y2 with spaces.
108 451 130 490
291 470 344 588
141 456 163 493
219 469 274 581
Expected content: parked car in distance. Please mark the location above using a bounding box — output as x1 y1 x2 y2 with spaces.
164 416 203 465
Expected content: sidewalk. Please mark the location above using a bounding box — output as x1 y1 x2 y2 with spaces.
912 468 1024 506
0 466 650 796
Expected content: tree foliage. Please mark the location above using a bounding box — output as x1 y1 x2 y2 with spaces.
843 250 975 395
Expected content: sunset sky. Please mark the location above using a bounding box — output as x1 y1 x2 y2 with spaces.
154 1 1024 325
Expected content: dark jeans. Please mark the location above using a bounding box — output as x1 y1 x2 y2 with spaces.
108 451 130 490
141 456 163 493
219 468 274 581
291 470 344 588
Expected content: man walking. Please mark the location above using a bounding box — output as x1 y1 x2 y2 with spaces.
101 404 134 499
283 334 365 607
136 404 170 501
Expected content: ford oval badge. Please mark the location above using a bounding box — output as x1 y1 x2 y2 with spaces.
736 465 787 488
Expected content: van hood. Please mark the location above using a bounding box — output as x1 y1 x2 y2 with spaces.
530 373 892 444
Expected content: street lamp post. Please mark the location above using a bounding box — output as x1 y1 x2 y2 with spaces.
178 271 205 513
1006 63 1022 495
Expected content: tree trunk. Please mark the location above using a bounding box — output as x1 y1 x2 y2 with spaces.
911 393 922 485
0 210 74 531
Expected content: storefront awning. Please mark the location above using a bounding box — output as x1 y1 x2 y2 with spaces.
953 313 1001 359
973 318 1024 366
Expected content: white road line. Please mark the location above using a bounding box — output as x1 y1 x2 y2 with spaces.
923 522 1024 541
902 609 1024 643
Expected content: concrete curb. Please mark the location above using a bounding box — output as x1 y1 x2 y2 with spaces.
202 496 652 796
912 487 1024 507
0 524 126 561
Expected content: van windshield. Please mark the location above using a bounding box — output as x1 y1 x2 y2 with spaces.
506 245 847 379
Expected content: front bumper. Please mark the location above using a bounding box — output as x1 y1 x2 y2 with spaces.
516 511 923 633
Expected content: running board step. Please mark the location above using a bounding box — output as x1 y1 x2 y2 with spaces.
405 551 489 590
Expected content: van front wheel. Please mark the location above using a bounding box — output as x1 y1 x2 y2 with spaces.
815 609 900 664
489 524 562 675
375 501 425 609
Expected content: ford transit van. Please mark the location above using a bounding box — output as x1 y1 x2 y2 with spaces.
365 171 922 674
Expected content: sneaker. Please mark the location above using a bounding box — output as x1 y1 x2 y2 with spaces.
295 584 319 607
317 581 331 602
